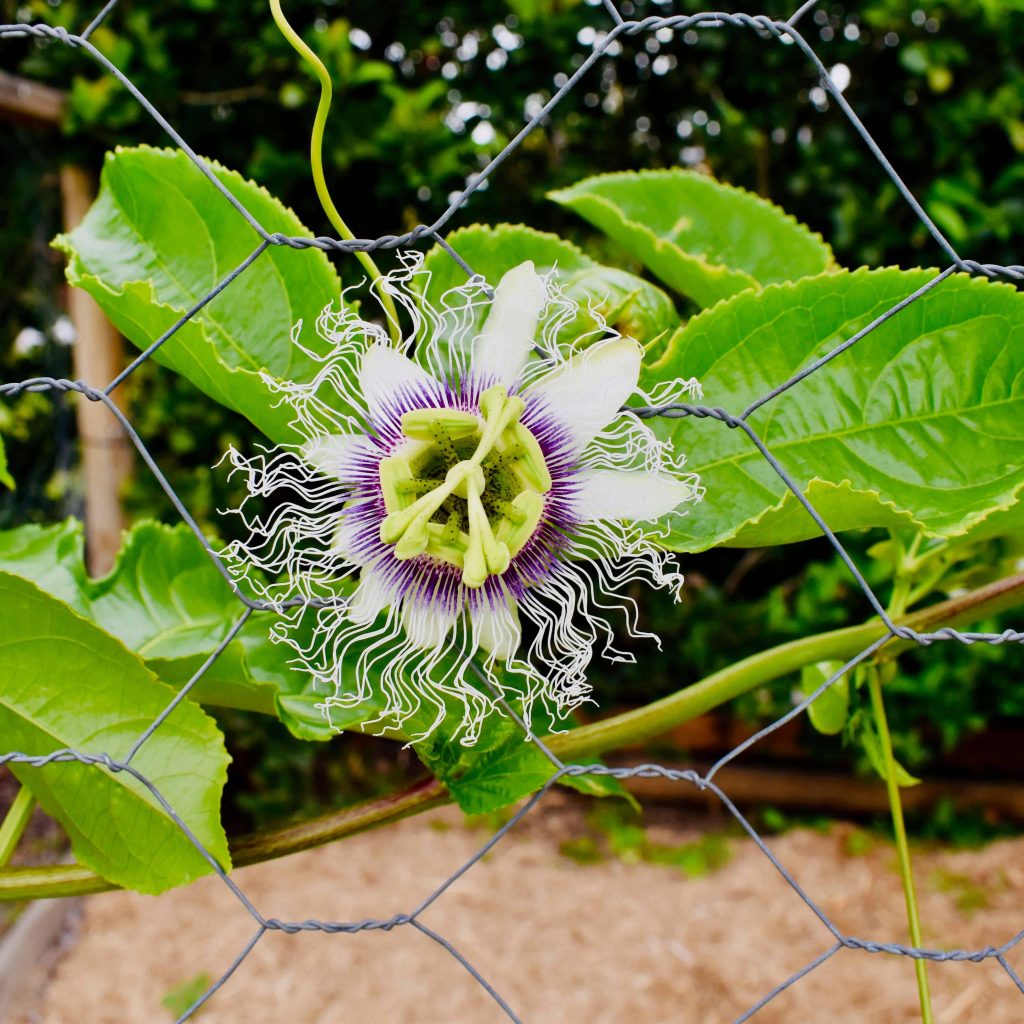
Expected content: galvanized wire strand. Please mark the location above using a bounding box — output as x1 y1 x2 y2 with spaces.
1 3 1023 1020
732 943 843 1023
411 918 525 1023
173 926 267 1024
123 607 254 765
703 636 891 782
80 0 119 40
739 265 959 420
4 13 1020 283
104 240 272 396
786 0 825 27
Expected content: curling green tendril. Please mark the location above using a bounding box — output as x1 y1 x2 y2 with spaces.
269 0 401 342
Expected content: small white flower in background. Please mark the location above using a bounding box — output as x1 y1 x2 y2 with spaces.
222 254 702 744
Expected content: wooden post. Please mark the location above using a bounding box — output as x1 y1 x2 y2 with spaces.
59 165 132 576
0 71 132 576
0 71 64 126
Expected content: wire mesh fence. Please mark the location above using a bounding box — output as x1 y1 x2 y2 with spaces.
1 1 1023 1020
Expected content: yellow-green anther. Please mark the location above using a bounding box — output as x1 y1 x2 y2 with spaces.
394 517 431 560
475 385 526 458
379 456 415 513
401 408 480 441
462 480 510 587
492 499 527 526
502 422 552 493
462 534 488 588
477 385 506 421
380 483 452 543
381 460 472 548
442 508 462 546
495 491 545 557
425 523 466 567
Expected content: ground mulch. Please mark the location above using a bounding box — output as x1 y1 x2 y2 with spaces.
14 798 1024 1023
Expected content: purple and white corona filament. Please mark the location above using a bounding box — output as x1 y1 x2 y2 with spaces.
222 255 702 743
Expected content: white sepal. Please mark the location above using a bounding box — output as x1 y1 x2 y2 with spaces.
359 343 441 429
526 337 642 454
472 594 522 662
401 596 458 650
301 433 373 482
472 261 547 387
573 469 697 522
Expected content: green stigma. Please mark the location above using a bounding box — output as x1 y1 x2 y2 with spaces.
378 385 550 588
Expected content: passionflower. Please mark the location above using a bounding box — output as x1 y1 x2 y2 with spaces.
222 255 701 744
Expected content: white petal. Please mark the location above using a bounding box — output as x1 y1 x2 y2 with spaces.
331 512 364 563
359 344 441 428
472 261 547 387
526 337 642 454
574 469 695 522
347 566 398 625
301 433 372 481
472 595 521 661
401 598 458 650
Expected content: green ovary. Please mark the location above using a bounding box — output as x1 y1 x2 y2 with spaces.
378 385 551 588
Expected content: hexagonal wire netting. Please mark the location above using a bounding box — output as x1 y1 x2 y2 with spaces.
2 0 1024 1020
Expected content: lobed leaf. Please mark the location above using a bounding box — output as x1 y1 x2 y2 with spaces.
410 695 629 813
0 572 231 893
420 223 679 356
649 268 1024 551
0 520 351 739
549 169 834 307
54 146 345 445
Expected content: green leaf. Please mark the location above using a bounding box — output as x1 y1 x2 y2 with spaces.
409 692 629 813
649 268 1024 551
0 520 362 740
0 519 89 612
0 449 13 492
54 145 344 444
420 223 679 353
858 716 921 788
800 661 850 735
423 222 593 295
549 170 834 307
0 572 231 893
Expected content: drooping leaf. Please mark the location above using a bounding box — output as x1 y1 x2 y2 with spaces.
54 145 345 444
0 572 231 893
420 223 679 355
800 661 850 736
549 170 834 307
856 713 921 788
648 268 1024 551
0 520 362 739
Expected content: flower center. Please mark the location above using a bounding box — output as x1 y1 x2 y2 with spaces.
378 384 551 588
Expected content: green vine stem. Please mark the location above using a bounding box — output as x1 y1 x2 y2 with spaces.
0 785 36 869
2 570 1021 903
269 0 401 343
554 569 1024 762
866 663 934 1023
872 531 934 1024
